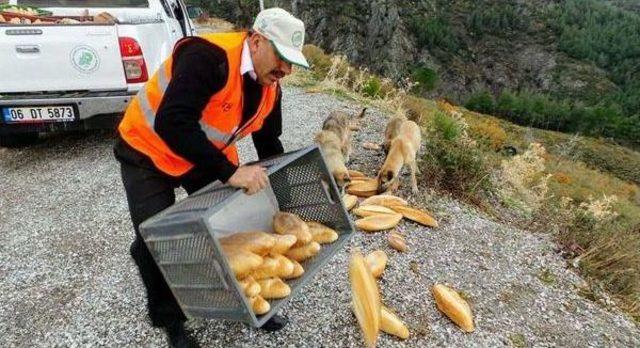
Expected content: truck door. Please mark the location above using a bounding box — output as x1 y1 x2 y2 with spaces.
159 0 184 44
176 0 195 36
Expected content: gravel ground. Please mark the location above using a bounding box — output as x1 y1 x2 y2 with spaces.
0 87 638 347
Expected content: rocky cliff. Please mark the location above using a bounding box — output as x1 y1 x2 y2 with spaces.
210 0 626 104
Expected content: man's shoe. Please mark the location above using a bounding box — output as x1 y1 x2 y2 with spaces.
260 315 289 332
165 321 201 348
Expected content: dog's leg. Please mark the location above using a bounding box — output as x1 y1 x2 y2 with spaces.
409 160 419 194
412 143 421 175
344 142 351 163
402 143 419 194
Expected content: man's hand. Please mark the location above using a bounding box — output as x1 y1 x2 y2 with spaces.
227 165 269 195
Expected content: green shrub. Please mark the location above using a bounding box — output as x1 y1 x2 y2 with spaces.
410 16 460 51
421 111 492 197
362 76 383 98
411 66 439 92
465 90 495 115
496 90 517 117
468 3 530 37
433 110 461 140
473 89 639 145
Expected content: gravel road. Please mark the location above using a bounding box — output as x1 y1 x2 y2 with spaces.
1 87 638 347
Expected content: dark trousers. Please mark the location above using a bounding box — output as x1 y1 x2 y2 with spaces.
114 139 218 328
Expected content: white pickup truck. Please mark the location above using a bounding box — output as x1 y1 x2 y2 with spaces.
0 0 196 147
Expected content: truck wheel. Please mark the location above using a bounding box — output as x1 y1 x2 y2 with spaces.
0 133 39 148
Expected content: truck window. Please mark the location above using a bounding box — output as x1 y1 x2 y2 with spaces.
17 0 149 7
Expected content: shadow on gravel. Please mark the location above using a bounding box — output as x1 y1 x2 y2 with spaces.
38 129 117 148
0 129 118 170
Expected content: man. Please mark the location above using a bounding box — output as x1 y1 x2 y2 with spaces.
113 8 309 348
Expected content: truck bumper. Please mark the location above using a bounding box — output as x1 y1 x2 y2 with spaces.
0 90 136 135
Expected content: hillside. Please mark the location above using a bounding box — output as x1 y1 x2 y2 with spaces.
203 0 640 145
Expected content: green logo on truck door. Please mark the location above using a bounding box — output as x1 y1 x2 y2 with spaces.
71 46 99 73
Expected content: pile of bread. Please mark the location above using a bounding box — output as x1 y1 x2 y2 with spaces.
0 13 51 24
341 170 438 234
1 6 39 16
221 211 339 315
0 7 116 25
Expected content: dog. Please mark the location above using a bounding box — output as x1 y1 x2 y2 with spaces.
315 130 351 189
321 108 366 162
316 108 366 190
321 110 352 162
377 119 422 194
382 112 407 154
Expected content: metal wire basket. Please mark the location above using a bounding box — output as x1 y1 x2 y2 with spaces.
139 145 355 327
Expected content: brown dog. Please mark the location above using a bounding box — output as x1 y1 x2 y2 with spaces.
377 119 422 194
321 108 366 162
315 130 350 189
382 112 408 154
316 108 367 189
321 110 352 162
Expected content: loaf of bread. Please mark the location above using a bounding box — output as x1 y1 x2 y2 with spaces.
258 278 291 299
219 231 276 256
270 234 298 255
285 241 321 262
283 259 305 279
273 212 312 246
250 295 270 315
225 249 263 278
365 250 388 278
355 214 403 232
239 276 261 297
307 221 339 244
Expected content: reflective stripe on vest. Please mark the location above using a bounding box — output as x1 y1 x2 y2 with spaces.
136 62 232 145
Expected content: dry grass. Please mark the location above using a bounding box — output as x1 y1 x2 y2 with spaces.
469 118 508 151
498 143 552 216
401 95 436 123
552 172 573 185
285 45 416 118
194 16 235 33
540 195 640 321
547 155 640 206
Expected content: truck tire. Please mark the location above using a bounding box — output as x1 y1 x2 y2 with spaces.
0 133 39 148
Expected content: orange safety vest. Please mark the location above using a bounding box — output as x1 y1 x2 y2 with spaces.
118 32 279 177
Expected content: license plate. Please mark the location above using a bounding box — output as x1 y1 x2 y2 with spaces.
2 105 76 123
